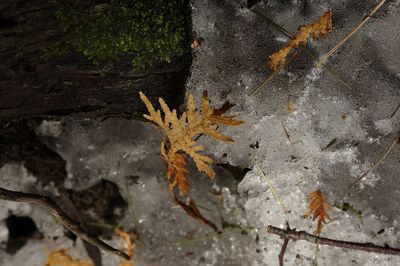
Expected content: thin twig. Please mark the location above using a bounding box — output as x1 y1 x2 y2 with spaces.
316 0 386 67
268 225 400 256
249 53 298 96
279 238 290 266
350 137 399 187
390 103 400 118
278 222 292 266
252 157 288 214
58 192 102 266
0 187 130 260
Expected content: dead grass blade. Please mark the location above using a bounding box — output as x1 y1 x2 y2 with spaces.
249 53 298 96
253 157 288 215
350 137 399 187
316 0 386 67
390 103 400 118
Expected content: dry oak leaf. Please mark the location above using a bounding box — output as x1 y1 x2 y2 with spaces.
268 11 333 71
44 249 93 266
304 189 332 235
140 91 244 194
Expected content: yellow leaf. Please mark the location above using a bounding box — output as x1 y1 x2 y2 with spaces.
140 91 244 194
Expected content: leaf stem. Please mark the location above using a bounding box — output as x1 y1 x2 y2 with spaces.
350 137 399 187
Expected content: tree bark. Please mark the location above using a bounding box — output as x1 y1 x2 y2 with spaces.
0 0 191 121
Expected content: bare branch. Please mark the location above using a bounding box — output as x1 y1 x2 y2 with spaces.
268 225 400 256
279 238 290 266
0 187 130 260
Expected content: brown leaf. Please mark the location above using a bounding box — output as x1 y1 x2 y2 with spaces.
304 189 332 235
268 11 333 71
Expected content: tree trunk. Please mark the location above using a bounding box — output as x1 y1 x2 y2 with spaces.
0 0 191 121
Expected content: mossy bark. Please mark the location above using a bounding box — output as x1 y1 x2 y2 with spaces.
0 0 191 121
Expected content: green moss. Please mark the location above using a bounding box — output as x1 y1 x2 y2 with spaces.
53 0 190 69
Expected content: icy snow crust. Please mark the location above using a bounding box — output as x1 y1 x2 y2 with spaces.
1 0 400 265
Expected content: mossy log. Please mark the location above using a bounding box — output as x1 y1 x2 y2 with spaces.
0 0 191 121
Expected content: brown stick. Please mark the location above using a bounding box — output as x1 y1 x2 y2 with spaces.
0 187 130 260
279 238 290 266
267 225 400 256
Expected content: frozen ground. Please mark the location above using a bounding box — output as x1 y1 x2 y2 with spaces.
1 0 400 265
